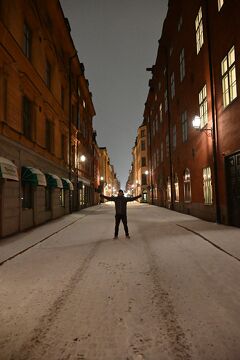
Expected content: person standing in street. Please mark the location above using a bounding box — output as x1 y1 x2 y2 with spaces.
100 190 141 239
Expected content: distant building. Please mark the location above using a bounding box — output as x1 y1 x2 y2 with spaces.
0 0 97 236
144 0 240 226
99 147 120 198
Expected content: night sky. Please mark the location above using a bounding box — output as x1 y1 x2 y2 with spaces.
60 0 168 188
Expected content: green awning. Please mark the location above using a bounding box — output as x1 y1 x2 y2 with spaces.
22 167 46 186
0 157 19 181
61 178 74 190
45 173 63 188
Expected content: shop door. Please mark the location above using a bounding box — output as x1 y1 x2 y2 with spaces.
226 153 240 227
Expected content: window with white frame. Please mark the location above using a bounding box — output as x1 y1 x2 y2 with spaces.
180 48 185 82
183 168 191 202
174 174 179 202
181 111 188 142
173 124 176 150
164 90 168 112
199 84 208 128
203 166 213 204
170 72 175 99
159 103 163 123
166 133 169 157
221 46 237 108
160 142 163 162
195 7 204 54
218 0 224 11
178 15 183 32
167 176 171 202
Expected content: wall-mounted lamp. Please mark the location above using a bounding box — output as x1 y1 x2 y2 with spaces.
145 170 149 175
192 115 212 136
80 155 86 162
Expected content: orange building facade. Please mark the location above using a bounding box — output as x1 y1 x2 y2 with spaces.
0 0 98 237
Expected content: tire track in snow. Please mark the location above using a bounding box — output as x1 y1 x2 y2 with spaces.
11 242 100 360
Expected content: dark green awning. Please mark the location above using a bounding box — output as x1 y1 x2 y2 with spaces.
22 167 46 186
45 173 63 188
61 178 74 190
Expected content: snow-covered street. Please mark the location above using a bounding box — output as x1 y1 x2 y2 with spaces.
1 203 240 360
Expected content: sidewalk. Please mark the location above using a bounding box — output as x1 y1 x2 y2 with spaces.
1 204 240 265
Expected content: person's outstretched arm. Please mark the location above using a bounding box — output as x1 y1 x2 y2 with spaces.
127 194 142 202
100 194 114 201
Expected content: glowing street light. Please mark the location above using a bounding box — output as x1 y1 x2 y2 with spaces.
80 155 86 162
145 170 149 175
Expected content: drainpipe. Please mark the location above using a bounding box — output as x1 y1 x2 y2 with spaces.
204 0 221 223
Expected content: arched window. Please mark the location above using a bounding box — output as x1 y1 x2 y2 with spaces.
203 166 213 204
174 174 179 202
184 168 191 202
167 176 171 202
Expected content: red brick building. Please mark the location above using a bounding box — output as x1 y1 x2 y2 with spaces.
144 0 240 226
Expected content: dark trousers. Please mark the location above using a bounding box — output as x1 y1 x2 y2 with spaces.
115 214 129 236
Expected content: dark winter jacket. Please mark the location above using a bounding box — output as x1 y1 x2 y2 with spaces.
101 194 141 215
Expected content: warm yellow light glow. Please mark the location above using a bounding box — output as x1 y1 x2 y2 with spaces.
80 155 86 162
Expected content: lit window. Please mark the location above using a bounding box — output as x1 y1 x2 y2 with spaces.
167 177 171 202
159 103 163 123
184 168 191 202
203 167 213 204
181 111 188 142
23 22 32 60
174 174 179 202
164 90 168 112
170 72 175 99
218 0 224 11
199 84 208 128
173 124 176 150
179 48 185 82
195 7 204 54
221 46 237 108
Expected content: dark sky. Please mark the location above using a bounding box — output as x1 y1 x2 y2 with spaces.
60 0 168 187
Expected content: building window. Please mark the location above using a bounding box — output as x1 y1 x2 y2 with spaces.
22 183 32 209
164 90 168 112
195 7 204 54
166 134 169 158
199 85 208 128
178 15 183 32
60 189 65 207
184 168 191 202
23 22 32 60
160 142 163 162
181 111 188 143
203 166 213 204
218 0 224 11
22 96 33 140
159 103 163 123
141 140 145 151
173 124 176 150
170 73 175 99
180 48 185 82
141 157 146 167
174 174 179 202
141 129 145 137
167 177 171 202
221 46 237 108
141 173 147 186
45 119 54 153
45 187 51 210
46 60 51 88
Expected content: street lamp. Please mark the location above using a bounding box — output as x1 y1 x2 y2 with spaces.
192 115 212 136
80 155 86 162
145 170 149 175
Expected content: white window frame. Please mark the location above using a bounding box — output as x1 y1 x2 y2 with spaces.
167 176 172 202
221 46 237 108
203 166 213 204
195 7 204 54
180 48 185 82
218 0 224 11
199 84 208 128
